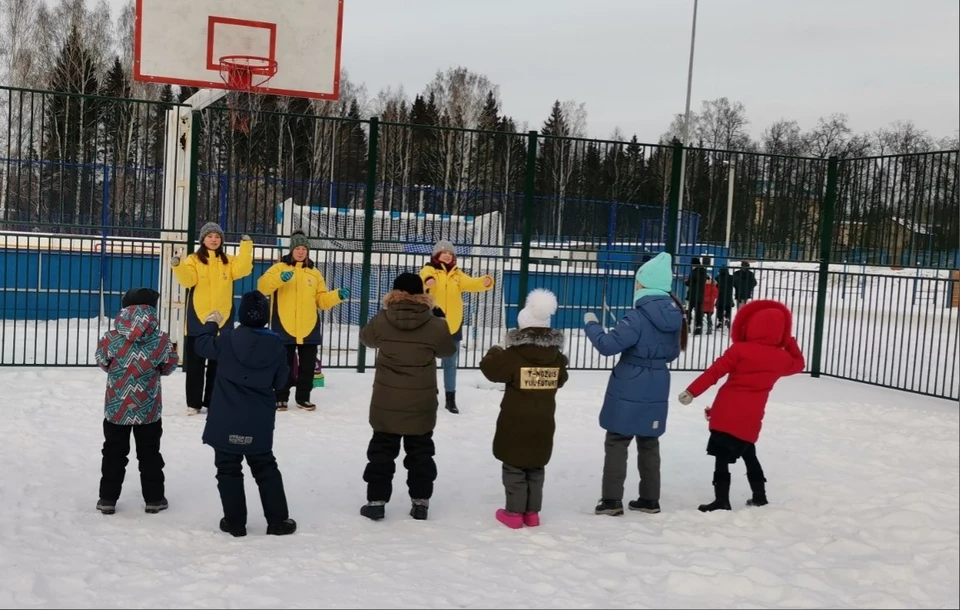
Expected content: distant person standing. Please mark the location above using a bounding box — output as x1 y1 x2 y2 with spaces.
733 261 758 307
715 267 735 330
684 257 708 335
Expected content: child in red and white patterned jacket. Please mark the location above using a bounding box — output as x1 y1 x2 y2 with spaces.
94 287 178 516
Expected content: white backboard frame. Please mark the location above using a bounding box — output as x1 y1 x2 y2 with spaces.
134 0 343 100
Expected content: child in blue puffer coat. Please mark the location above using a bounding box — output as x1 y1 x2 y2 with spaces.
584 252 688 516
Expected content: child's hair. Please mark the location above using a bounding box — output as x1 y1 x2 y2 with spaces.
668 293 689 352
195 246 229 265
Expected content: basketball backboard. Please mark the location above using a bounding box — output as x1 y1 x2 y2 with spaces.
134 0 343 99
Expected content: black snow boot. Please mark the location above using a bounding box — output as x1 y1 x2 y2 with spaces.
220 518 247 538
628 498 661 514
360 501 386 521
746 472 768 507
409 499 429 521
699 472 732 512
266 518 297 536
97 499 116 515
444 391 459 414
594 499 624 516
144 498 168 514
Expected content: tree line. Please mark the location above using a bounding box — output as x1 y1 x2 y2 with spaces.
0 0 957 261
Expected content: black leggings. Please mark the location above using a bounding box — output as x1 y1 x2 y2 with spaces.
714 444 763 476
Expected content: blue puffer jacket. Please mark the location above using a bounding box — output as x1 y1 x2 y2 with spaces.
585 295 684 437
195 321 289 455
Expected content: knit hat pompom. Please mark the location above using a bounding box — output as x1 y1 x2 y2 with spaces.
517 288 558 329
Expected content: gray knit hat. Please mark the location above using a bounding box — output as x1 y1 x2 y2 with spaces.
290 229 310 251
433 240 455 256
199 222 224 243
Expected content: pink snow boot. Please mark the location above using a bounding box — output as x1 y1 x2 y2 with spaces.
495 509 524 529
522 512 540 527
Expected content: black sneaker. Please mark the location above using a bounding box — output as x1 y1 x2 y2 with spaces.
444 392 459 414
409 500 429 521
266 518 297 535
296 401 316 411
276 401 288 412
97 499 116 515
360 501 386 521
219 518 247 537
594 499 624 516
628 498 661 514
144 498 168 514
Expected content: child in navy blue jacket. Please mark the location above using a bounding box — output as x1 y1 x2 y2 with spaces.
196 290 296 537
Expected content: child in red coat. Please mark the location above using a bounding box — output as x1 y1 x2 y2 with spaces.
678 299 805 512
701 277 719 335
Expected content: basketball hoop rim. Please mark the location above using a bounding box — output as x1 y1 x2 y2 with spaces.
219 54 279 77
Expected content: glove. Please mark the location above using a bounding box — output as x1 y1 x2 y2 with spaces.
432 307 446 318
241 234 251 242
280 271 294 282
704 408 711 421
205 311 224 326
170 256 180 267
338 287 350 300
584 312 599 325
678 390 694 405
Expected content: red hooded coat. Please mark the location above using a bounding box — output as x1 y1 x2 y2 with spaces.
686 300 805 443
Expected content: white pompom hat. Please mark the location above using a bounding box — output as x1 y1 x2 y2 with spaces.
517 288 558 329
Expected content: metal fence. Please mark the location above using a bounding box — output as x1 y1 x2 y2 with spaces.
1 87 958 400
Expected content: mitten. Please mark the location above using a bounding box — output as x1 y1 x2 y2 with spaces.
241 234 252 241
280 271 294 282
678 390 694 405
432 307 446 318
338 287 350 300
584 312 599 325
170 256 180 266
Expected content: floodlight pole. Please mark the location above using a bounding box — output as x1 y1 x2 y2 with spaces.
674 0 698 254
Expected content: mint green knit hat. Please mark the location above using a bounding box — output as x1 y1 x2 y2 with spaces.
634 252 674 301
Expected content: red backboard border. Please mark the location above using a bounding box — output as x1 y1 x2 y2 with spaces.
205 16 277 72
133 0 343 100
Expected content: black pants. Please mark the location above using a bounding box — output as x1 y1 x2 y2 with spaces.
712 440 764 478
716 303 733 325
278 344 319 403
184 334 217 409
100 419 165 503
363 431 437 502
214 449 290 527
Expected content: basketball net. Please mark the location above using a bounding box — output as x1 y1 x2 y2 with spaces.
219 55 278 134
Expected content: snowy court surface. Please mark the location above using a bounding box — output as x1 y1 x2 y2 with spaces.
0 368 957 609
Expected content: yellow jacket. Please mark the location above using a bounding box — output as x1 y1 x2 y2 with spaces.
419 263 494 338
172 240 254 335
257 258 343 344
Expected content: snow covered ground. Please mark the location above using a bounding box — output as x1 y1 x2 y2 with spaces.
1 367 957 609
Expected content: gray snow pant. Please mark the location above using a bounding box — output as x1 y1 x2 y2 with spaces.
502 463 545 514
601 431 660 502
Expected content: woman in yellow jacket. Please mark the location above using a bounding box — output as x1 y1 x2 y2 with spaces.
170 222 254 415
420 239 494 414
257 230 349 411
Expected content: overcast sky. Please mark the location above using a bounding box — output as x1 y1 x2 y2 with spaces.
116 0 960 141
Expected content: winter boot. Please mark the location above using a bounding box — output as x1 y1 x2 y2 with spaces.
495 508 524 529
409 499 429 521
219 518 247 538
96 499 116 515
746 472 768 507
296 400 316 411
266 518 297 536
276 401 288 412
594 499 624 516
144 498 169 514
522 512 541 527
628 498 661 514
444 392 459 414
698 472 732 512
360 501 386 521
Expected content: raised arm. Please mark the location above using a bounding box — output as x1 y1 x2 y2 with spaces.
314 273 344 311
154 333 179 376
584 315 641 357
479 346 513 383
95 332 116 372
193 321 222 361
257 262 286 296
457 269 494 293
687 344 741 397
229 238 254 280
359 312 386 349
782 336 806 376
171 253 199 288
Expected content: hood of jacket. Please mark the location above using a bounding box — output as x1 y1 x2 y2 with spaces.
731 299 792 346
504 327 565 365
113 304 159 343
229 326 286 369
635 294 684 334
381 290 436 331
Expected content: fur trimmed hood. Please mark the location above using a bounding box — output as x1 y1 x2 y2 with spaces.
505 327 565 349
381 290 437 331
382 290 434 309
